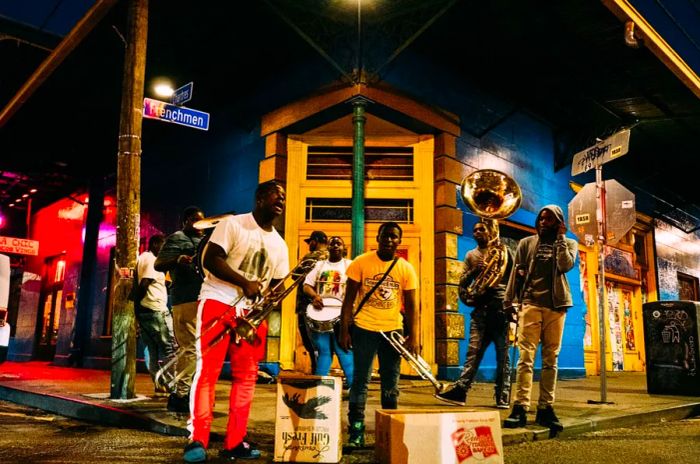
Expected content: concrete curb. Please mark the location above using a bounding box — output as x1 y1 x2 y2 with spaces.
0 384 189 437
501 402 700 445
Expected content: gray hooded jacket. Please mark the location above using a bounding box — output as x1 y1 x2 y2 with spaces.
504 205 578 310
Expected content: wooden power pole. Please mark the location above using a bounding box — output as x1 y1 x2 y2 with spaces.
110 0 148 399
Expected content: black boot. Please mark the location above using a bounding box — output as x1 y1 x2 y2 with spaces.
435 384 467 406
167 393 190 413
535 405 563 431
503 404 527 428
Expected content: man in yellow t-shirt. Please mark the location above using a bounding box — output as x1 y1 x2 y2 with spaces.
339 222 419 448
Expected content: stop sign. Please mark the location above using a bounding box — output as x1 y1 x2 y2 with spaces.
568 180 636 246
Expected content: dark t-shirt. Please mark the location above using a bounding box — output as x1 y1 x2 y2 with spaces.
524 238 554 308
156 230 202 305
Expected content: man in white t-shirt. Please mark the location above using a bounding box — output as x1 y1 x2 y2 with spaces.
135 235 175 395
183 180 290 463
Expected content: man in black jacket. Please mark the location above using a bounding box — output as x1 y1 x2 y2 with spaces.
155 206 205 413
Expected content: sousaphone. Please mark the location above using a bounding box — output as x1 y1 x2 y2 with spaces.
459 169 522 304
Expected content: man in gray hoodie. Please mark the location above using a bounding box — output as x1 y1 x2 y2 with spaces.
502 205 578 432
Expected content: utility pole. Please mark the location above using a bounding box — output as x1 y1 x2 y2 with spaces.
110 0 148 399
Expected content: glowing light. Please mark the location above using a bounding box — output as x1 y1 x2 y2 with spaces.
55 259 66 282
30 188 37 193
22 194 29 198
154 82 174 98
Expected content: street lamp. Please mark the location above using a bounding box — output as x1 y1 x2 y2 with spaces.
152 79 174 98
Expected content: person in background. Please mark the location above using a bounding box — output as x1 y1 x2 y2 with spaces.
502 205 578 432
435 221 513 408
155 206 205 413
338 222 419 448
183 180 289 463
303 235 354 389
135 234 174 396
296 230 328 373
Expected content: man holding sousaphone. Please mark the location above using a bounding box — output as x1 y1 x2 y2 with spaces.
302 235 354 389
183 180 290 463
436 169 522 409
436 220 514 409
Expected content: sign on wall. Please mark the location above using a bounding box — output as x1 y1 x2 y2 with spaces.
0 236 39 256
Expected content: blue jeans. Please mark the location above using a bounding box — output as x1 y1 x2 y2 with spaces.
348 326 401 424
310 329 354 387
137 310 174 382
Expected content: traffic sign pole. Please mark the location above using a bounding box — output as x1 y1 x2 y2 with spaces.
591 165 613 405
570 131 635 406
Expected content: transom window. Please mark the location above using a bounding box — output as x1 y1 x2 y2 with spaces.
307 146 414 181
306 198 414 223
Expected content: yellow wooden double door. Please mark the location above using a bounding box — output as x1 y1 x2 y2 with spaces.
293 230 420 374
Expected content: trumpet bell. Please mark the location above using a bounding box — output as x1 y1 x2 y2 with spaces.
460 169 521 219
193 213 234 230
233 318 258 344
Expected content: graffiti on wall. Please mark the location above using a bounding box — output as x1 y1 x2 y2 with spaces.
579 251 592 348
606 281 624 371
622 289 636 351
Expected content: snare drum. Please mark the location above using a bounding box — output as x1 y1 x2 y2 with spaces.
304 297 342 333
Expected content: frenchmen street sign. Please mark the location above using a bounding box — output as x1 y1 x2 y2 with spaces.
143 98 209 131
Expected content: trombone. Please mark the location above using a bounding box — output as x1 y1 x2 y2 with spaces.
380 330 446 394
233 250 327 344
154 249 328 390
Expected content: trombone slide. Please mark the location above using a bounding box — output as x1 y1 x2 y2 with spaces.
380 330 445 393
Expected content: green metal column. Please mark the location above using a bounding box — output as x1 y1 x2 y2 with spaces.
351 97 368 257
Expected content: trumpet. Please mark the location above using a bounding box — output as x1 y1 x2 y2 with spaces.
154 249 328 390
380 330 445 394
234 249 328 343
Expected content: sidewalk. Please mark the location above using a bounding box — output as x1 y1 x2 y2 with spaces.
1 361 699 459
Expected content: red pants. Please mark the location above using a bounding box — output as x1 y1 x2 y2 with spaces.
188 299 267 449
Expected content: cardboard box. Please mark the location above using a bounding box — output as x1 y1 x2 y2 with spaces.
273 375 342 463
375 409 504 464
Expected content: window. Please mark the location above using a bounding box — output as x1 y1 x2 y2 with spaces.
678 272 699 301
307 146 414 181
633 231 648 268
306 198 414 223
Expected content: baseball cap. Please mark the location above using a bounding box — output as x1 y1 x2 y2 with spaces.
304 231 328 244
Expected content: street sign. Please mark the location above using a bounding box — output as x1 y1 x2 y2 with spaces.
172 81 193 106
568 180 636 246
143 98 209 131
0 235 39 255
571 129 631 176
